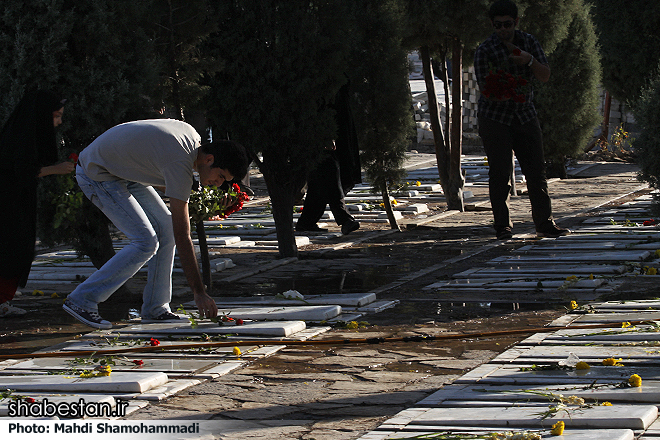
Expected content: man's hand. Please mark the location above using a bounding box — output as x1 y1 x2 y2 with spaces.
194 292 218 319
505 42 532 66
170 197 218 318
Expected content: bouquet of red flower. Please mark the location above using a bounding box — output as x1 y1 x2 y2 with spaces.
189 182 250 223
481 69 528 103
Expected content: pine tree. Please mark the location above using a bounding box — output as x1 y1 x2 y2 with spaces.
0 0 162 269
350 0 414 229
635 73 660 189
204 1 351 257
535 2 602 177
590 0 660 103
403 0 492 212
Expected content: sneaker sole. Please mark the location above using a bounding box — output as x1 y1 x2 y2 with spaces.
63 303 112 330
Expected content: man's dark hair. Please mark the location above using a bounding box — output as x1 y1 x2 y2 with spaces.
489 0 518 20
200 140 249 181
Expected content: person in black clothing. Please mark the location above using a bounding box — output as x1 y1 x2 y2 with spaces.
0 90 73 317
296 82 361 235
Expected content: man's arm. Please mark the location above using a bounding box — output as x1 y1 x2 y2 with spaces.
169 197 218 318
505 41 551 83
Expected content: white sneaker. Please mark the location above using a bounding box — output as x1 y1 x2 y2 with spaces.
0 302 27 317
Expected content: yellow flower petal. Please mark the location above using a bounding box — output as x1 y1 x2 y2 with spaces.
629 374 642 387
602 357 623 366
622 321 632 328
551 421 565 435
32 289 44 296
233 347 242 356
575 361 590 370
415 181 421 186
346 321 359 329
601 401 612 406
569 301 578 310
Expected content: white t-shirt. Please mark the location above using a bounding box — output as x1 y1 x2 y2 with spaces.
79 119 201 202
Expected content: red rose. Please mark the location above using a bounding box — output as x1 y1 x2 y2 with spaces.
643 219 656 226
236 319 244 326
149 338 160 346
132 360 144 366
25 397 36 403
512 48 521 56
68 153 79 164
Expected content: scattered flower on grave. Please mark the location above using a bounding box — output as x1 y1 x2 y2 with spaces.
629 374 642 387
569 301 578 310
551 421 565 435
566 275 578 281
622 321 633 328
643 219 656 226
564 395 585 405
233 347 242 356
601 401 613 406
236 319 244 326
32 289 44 296
149 338 160 346
647 267 658 275
575 361 590 370
602 357 623 366
25 397 36 403
415 181 421 186
392 199 398 205
346 321 359 329
51 292 59 298
132 360 144 366
79 365 112 378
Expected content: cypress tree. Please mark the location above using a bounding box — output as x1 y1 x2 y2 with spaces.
204 1 351 257
350 0 414 229
535 2 602 177
590 0 660 103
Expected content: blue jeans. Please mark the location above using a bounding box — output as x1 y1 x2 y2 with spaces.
68 166 176 319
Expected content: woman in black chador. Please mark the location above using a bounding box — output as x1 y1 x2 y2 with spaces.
0 90 74 317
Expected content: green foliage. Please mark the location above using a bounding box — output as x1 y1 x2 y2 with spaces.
535 2 602 162
188 184 244 224
206 1 351 178
152 0 220 120
351 0 414 191
634 72 660 189
590 0 660 103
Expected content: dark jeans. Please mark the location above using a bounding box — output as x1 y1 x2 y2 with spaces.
478 116 554 232
297 153 354 227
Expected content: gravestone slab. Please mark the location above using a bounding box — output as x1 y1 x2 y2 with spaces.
356 429 633 440
3 357 218 376
0 372 168 393
489 251 651 263
409 405 657 430
475 365 660 385
108 320 307 337
420 382 660 405
0 394 116 417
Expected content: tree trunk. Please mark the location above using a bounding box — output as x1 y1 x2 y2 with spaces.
419 46 450 194
447 38 465 211
195 220 211 293
380 181 400 230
